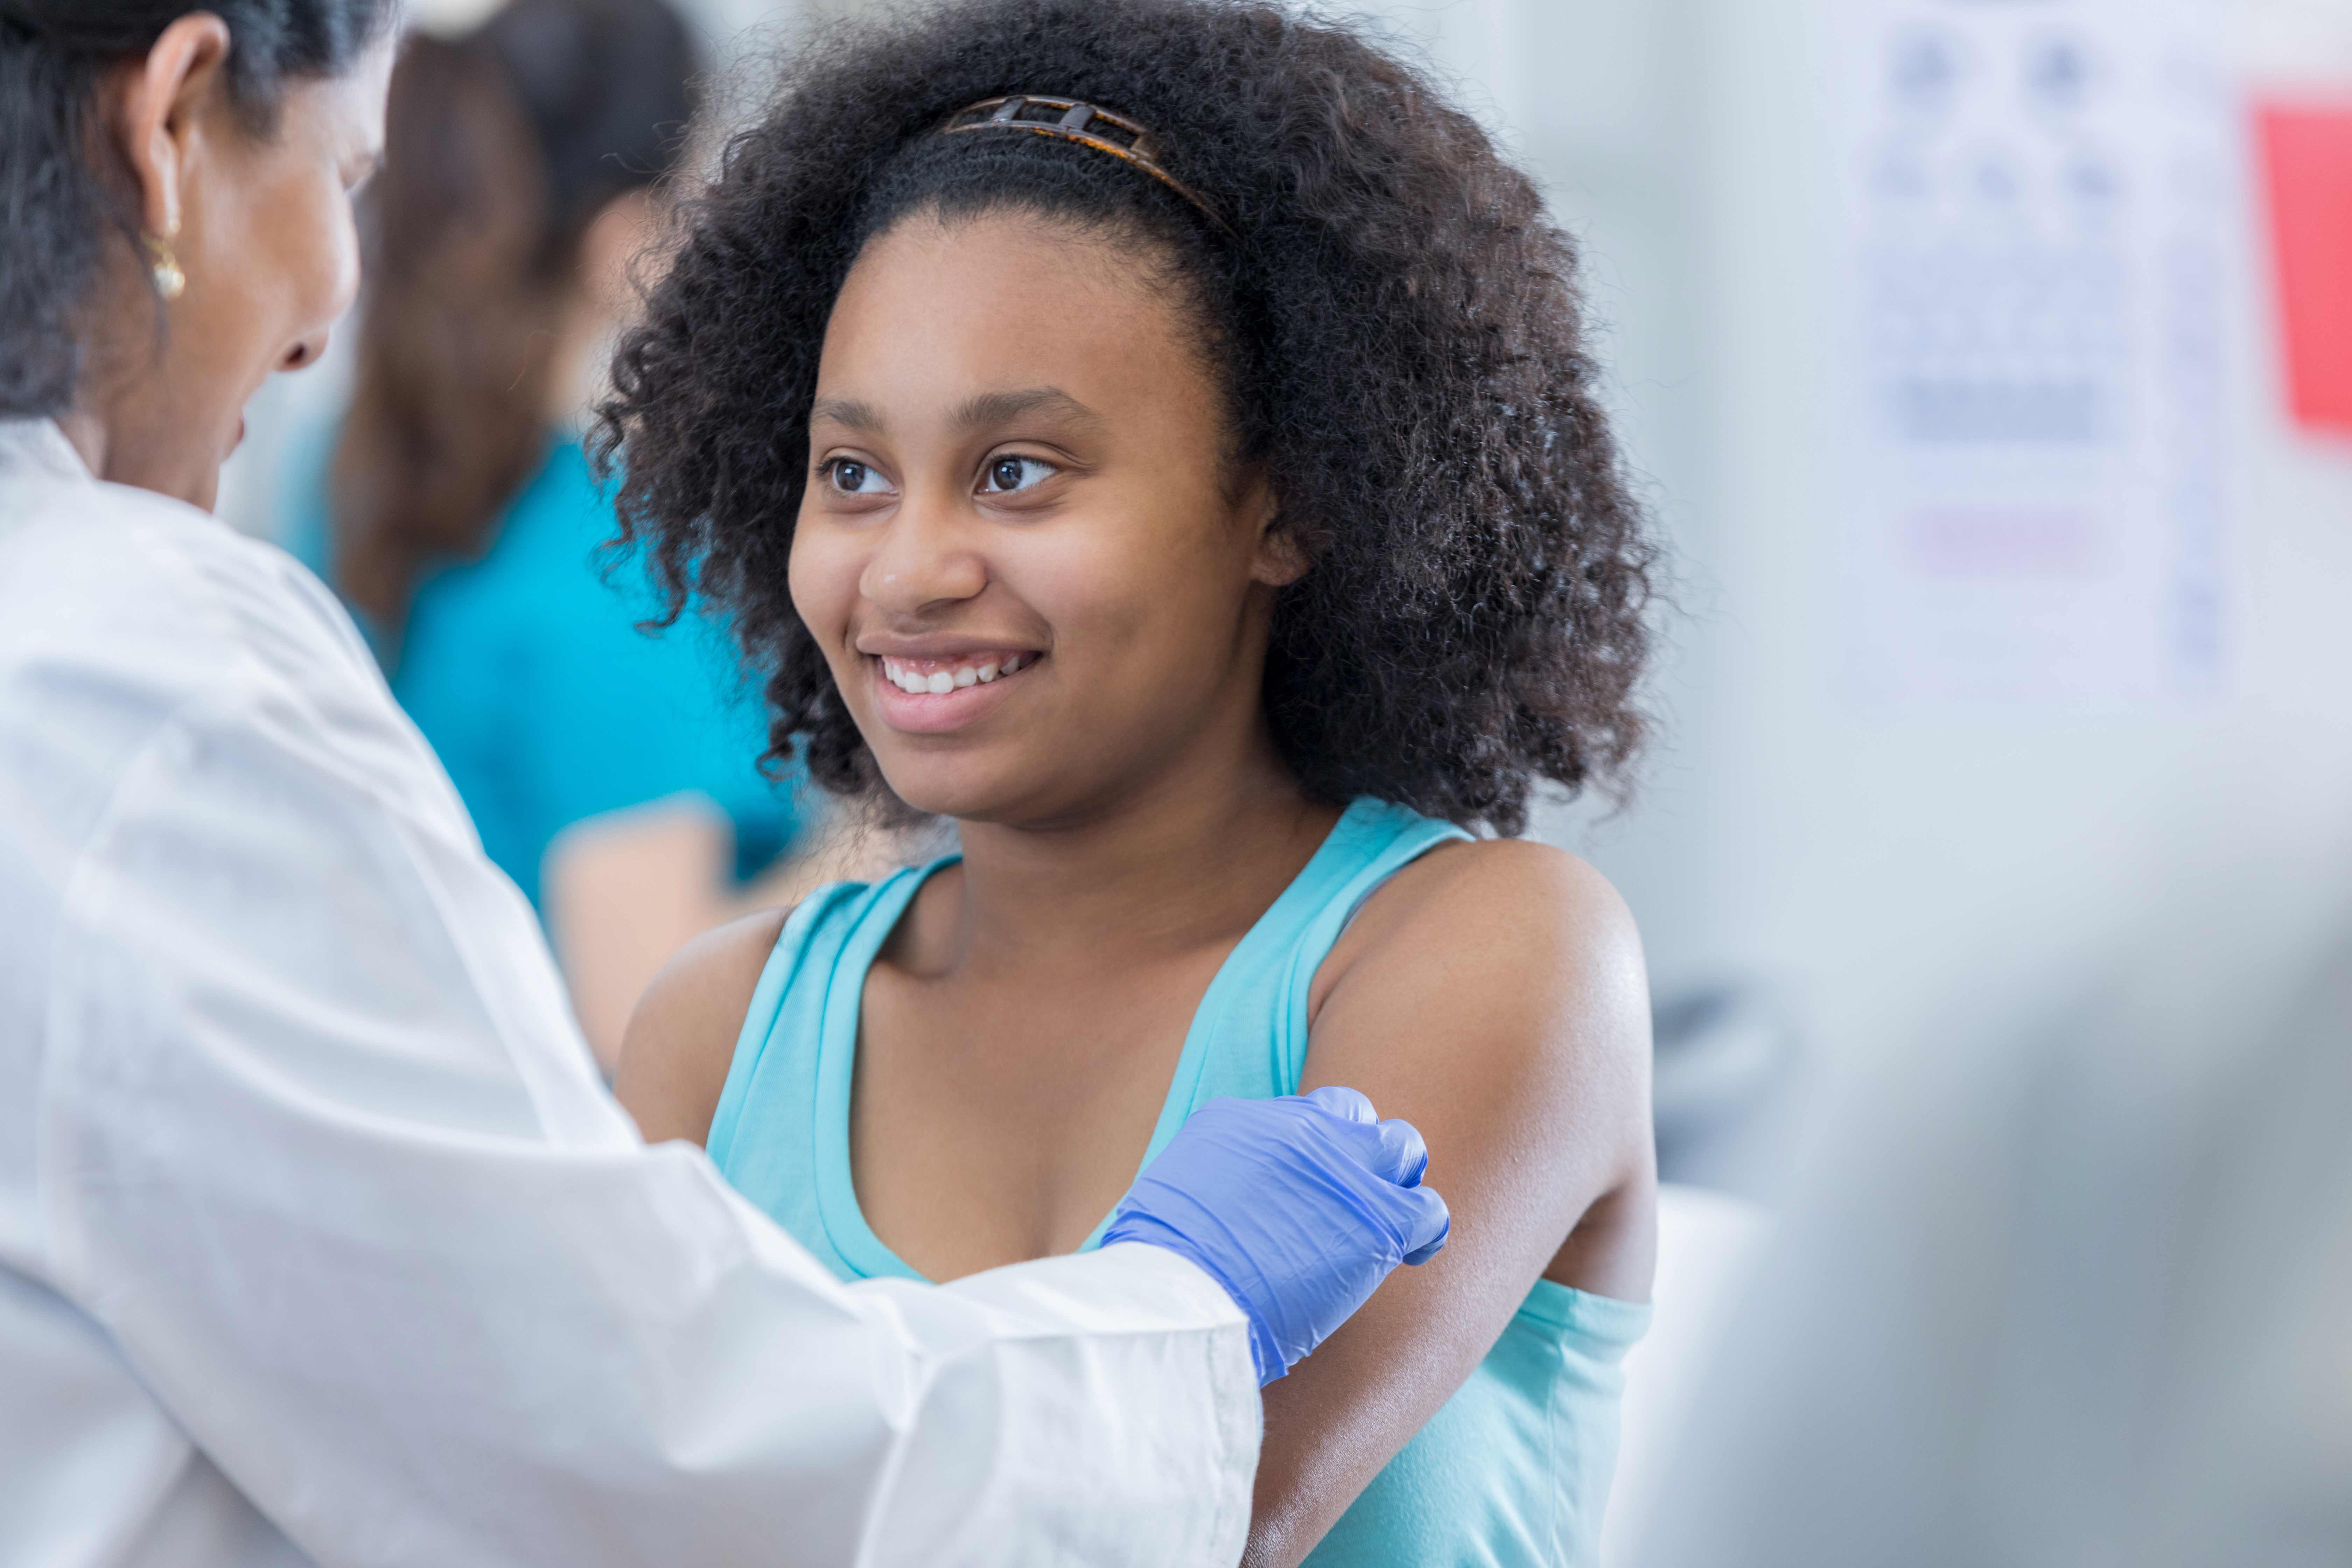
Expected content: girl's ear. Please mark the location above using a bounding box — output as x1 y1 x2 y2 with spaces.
1243 471 1311 588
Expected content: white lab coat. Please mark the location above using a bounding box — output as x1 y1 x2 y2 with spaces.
0 419 1259 1568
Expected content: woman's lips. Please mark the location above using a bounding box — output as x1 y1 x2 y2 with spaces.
867 651 1041 734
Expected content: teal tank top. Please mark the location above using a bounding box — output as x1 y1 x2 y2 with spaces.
708 797 1651 1567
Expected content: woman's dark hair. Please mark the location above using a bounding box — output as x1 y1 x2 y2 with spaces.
0 0 395 418
596 0 1657 837
330 0 700 632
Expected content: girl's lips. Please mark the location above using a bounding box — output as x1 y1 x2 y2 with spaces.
867 652 1041 735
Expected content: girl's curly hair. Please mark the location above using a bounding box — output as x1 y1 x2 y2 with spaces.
594 0 1655 837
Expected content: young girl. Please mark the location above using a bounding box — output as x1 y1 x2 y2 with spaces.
604 1 1659 1562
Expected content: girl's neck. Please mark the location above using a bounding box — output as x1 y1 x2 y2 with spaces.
943 733 1340 974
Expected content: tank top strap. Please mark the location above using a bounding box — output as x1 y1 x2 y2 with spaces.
704 856 955 1276
1270 799 1476 1079
1115 798 1472 1197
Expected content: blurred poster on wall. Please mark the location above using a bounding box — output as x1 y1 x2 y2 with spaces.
1837 0 2236 704
2257 103 2352 440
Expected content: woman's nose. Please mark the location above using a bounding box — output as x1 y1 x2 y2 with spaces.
858 493 988 615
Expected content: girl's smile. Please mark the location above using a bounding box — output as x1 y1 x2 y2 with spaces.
790 210 1290 824
868 648 1044 734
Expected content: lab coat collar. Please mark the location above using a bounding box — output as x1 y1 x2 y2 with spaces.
0 417 94 486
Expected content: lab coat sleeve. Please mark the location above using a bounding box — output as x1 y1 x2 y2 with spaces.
34 662 1259 1565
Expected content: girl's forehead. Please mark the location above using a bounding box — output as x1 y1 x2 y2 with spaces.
820 215 1212 402
839 210 1157 311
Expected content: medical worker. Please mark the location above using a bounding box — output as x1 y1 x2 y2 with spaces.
0 5 1450 1564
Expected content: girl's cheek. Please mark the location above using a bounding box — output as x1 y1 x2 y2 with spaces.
1005 531 1126 623
787 525 854 644
1023 535 1178 654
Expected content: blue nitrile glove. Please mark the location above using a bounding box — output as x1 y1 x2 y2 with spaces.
1099 1086 1451 1386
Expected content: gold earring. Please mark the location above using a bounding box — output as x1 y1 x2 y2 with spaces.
143 232 186 301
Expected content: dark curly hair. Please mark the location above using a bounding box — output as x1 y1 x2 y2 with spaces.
594 0 1655 837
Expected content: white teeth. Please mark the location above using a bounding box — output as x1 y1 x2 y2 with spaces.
879 653 1031 693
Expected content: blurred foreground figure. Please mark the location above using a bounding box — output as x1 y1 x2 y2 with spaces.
1635 881 2352 1567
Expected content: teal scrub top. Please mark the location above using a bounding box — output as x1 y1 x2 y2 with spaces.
284 431 801 908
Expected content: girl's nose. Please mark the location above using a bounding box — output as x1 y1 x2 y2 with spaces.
858 492 988 615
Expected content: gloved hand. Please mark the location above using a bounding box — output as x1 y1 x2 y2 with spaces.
1099 1086 1450 1385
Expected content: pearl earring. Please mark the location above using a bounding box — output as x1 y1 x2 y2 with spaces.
144 225 185 301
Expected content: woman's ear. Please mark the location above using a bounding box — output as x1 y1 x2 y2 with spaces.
111 14 234 244
1243 471 1312 588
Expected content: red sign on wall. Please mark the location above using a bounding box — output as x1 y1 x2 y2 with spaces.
2258 103 2352 439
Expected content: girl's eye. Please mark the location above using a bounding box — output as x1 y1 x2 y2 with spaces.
980 455 1056 495
826 458 892 496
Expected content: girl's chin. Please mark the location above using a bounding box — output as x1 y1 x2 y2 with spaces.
867 757 1066 827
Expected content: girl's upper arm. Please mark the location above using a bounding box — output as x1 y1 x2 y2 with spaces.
1244 839 1655 1568
610 906 790 1146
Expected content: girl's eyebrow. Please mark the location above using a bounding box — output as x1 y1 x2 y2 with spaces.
954 387 1105 432
810 397 887 433
808 389 1105 436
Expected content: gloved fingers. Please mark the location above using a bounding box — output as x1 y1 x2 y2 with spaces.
1311 1107 1448 1259
1111 1089 1454 1386
1373 1117 1429 1188
1301 1084 1377 1125
1312 1103 1434 1190
1393 1184 1452 1265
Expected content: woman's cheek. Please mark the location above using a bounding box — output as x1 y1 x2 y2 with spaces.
252 162 344 345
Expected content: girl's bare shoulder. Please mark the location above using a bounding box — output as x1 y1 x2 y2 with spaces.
611 906 793 1147
1312 835 1642 1036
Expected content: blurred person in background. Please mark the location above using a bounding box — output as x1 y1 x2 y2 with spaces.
284 0 842 1065
606 2 1659 1564
0 1 1457 1560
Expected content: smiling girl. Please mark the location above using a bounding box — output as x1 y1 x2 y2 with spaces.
603 1 1659 1562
